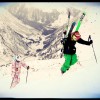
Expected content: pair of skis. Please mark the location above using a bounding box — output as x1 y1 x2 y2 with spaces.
66 12 86 37
62 11 86 41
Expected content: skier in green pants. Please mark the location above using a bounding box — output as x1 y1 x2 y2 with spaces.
61 31 93 74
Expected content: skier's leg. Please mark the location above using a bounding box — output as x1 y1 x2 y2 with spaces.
11 75 18 88
61 54 71 73
11 73 20 88
70 54 78 65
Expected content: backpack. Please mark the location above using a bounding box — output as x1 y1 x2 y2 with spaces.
61 33 76 54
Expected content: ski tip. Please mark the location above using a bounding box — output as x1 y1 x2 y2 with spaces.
68 11 70 18
83 12 86 15
73 22 76 25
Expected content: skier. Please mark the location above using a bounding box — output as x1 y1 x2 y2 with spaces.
61 31 93 74
10 55 30 88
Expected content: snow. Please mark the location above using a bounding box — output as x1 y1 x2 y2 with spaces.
0 57 100 98
51 12 68 27
0 3 100 98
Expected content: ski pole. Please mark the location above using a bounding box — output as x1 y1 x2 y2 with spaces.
88 35 98 63
26 69 29 83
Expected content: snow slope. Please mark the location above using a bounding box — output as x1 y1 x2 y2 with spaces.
0 58 100 98
0 3 100 98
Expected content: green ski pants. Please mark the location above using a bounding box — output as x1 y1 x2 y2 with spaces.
61 54 78 72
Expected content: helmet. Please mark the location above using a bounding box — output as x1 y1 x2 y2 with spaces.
71 31 81 41
16 55 21 62
13 55 21 62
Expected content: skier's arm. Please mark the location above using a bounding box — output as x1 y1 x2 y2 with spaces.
21 62 29 70
77 38 93 45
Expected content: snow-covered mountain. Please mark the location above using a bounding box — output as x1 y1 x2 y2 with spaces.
0 3 100 98
6 3 60 31
0 3 88 63
4 3 86 60
0 7 44 65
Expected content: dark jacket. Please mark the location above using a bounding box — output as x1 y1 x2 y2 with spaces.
62 34 91 54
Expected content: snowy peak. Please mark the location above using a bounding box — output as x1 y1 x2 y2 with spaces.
0 4 88 60
6 3 60 29
0 8 44 62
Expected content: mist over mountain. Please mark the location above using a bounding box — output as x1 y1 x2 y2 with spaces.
6 3 60 31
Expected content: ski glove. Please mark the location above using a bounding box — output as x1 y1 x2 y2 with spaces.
89 40 93 45
27 66 30 70
63 31 66 35
61 38 67 45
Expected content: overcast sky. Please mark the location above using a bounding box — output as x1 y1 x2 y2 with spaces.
0 2 100 9
0 2 100 19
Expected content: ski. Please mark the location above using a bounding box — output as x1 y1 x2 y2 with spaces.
60 10 71 57
60 22 76 58
68 22 76 35
65 10 71 37
75 12 86 31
